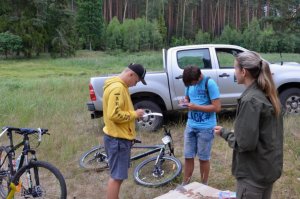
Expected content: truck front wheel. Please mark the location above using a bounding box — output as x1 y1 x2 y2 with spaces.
134 100 163 132
279 88 300 114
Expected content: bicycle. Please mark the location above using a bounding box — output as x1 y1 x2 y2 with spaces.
0 126 67 199
79 126 182 187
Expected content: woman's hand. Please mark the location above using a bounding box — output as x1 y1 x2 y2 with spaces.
214 126 223 136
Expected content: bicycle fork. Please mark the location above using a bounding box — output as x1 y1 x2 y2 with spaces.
152 148 165 177
15 154 41 197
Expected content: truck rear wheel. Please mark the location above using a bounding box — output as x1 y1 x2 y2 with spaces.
279 88 300 114
134 100 163 132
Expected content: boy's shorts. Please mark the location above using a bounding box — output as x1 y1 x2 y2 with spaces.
184 126 214 160
103 134 132 180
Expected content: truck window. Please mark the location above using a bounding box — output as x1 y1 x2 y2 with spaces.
177 49 211 69
216 48 243 69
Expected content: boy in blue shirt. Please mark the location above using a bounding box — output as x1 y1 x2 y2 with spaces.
180 66 221 185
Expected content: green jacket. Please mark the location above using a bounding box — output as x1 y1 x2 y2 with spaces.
221 82 283 185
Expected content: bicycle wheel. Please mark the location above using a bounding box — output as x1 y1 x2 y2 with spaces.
11 160 67 199
0 147 11 199
79 146 108 170
133 156 182 187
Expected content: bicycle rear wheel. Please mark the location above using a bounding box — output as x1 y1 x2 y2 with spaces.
0 147 11 199
79 146 108 170
12 160 67 199
133 156 182 187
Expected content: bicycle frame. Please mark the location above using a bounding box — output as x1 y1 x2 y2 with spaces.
2 130 35 176
79 126 181 187
0 127 45 199
0 129 25 199
130 144 165 161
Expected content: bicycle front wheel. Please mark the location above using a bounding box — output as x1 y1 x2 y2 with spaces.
79 146 108 170
133 156 182 187
12 160 67 199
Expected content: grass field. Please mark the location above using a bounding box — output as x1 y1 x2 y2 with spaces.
0 50 299 199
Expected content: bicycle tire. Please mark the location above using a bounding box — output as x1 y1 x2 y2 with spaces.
0 146 10 199
11 160 67 199
133 156 182 187
79 146 109 170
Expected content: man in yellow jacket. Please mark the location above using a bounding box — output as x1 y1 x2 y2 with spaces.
102 63 146 199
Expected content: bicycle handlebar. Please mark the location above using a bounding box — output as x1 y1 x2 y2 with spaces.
1 126 49 138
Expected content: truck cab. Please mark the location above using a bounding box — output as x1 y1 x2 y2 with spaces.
87 44 300 132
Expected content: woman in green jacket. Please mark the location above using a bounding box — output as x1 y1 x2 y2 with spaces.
214 51 283 199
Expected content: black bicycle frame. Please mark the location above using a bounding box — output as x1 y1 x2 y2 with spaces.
4 130 34 177
130 144 165 161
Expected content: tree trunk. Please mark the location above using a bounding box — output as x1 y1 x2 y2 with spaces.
145 0 148 23
176 1 179 36
103 0 107 21
182 0 186 38
257 0 262 18
168 0 173 41
109 0 112 21
247 0 250 27
123 0 127 22
200 1 204 32
227 0 230 26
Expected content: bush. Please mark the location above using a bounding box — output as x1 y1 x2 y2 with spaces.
170 36 192 47
122 19 140 52
195 29 211 44
216 25 242 45
242 19 262 51
136 18 151 50
105 17 123 50
260 26 278 53
0 31 23 58
149 20 163 50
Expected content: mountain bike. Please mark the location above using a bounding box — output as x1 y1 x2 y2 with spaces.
79 126 182 187
0 126 67 199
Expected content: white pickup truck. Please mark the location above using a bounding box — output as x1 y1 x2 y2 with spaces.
87 44 300 131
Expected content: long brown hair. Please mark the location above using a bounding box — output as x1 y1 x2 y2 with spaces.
235 51 281 117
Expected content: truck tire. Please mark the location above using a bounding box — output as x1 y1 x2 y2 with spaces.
134 100 163 132
279 88 300 114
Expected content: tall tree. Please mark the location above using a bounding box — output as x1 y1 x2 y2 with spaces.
76 0 104 50
46 0 77 56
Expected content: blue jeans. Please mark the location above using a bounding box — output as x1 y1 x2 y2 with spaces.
184 126 214 160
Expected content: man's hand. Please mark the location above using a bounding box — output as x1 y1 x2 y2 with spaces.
135 109 145 119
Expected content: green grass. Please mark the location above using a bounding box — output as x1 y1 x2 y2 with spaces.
0 50 299 198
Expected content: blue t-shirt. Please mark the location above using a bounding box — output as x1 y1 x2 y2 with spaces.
185 76 220 129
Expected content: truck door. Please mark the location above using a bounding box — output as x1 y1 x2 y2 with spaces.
170 48 218 109
213 48 245 106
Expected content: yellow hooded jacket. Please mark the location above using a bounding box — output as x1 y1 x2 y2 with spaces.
102 76 138 140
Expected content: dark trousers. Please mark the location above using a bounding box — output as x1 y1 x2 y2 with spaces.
237 179 273 199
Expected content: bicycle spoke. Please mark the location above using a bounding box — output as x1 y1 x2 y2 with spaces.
79 147 108 170
14 164 64 198
134 156 181 187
